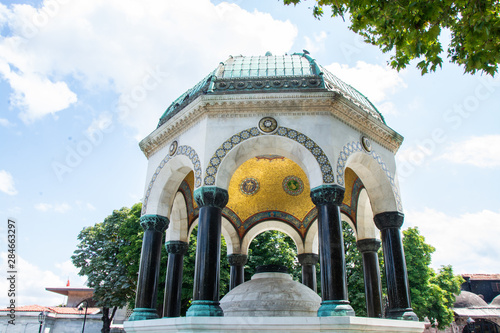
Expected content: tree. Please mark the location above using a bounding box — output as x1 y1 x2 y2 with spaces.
245 230 301 281
343 221 369 317
403 227 463 329
283 0 500 76
72 207 138 333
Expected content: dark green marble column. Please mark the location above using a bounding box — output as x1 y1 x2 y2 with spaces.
186 187 229 317
310 185 355 317
357 238 383 318
227 254 247 291
297 253 319 292
163 240 189 318
129 214 169 321
374 211 417 320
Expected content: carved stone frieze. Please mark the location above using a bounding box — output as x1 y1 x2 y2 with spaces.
139 93 403 160
227 254 248 266
373 211 405 230
356 238 381 253
193 187 229 209
165 240 189 255
297 253 319 265
140 214 169 232
310 185 345 206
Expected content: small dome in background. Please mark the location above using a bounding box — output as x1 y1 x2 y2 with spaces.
220 268 320 317
491 294 500 306
454 291 489 308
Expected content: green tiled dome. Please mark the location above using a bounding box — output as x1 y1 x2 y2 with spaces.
158 51 384 128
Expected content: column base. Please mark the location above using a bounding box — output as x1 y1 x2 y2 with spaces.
186 300 223 317
317 300 355 317
386 308 418 321
128 308 159 321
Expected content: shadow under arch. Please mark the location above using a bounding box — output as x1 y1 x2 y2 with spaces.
143 154 196 217
165 192 189 243
344 151 401 215
187 217 240 256
356 188 379 240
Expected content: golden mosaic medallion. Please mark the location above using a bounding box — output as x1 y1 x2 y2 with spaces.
240 178 259 196
282 176 304 196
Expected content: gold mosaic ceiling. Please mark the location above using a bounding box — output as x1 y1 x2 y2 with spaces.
181 159 361 234
226 156 314 222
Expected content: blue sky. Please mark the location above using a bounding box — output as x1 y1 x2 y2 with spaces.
0 0 499 306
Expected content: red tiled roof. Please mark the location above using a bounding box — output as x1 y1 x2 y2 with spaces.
0 304 100 315
0 305 49 312
462 274 500 280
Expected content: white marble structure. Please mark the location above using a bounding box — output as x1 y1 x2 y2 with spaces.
125 52 422 332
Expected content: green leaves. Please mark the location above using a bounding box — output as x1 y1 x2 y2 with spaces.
245 230 301 281
283 0 500 76
403 227 463 329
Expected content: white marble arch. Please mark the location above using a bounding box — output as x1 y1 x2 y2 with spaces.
304 214 359 254
303 220 319 255
240 220 305 256
165 192 189 243
344 152 401 215
356 188 380 241
187 217 241 256
341 213 357 239
213 135 326 191
143 154 194 217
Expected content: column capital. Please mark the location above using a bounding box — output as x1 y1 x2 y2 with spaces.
227 254 248 266
194 187 229 209
357 238 381 253
310 185 345 206
297 253 319 265
140 214 169 232
373 211 404 230
165 241 189 255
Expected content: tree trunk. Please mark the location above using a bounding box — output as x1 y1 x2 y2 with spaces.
101 306 117 333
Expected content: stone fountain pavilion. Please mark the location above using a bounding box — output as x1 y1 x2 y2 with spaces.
124 51 425 332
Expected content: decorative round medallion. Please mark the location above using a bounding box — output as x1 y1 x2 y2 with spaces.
169 140 178 156
282 176 304 196
361 136 372 152
240 178 260 196
259 117 278 134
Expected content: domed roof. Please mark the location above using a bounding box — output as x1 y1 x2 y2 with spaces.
454 291 488 308
491 294 500 306
158 51 384 128
220 271 321 317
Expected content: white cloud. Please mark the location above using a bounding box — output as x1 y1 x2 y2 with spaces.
0 118 14 127
0 170 17 195
0 0 297 136
86 112 113 137
2 70 78 123
324 61 406 115
34 202 71 213
75 200 96 211
0 253 87 306
55 260 87 287
34 203 51 212
404 208 500 274
304 31 328 54
438 135 500 168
